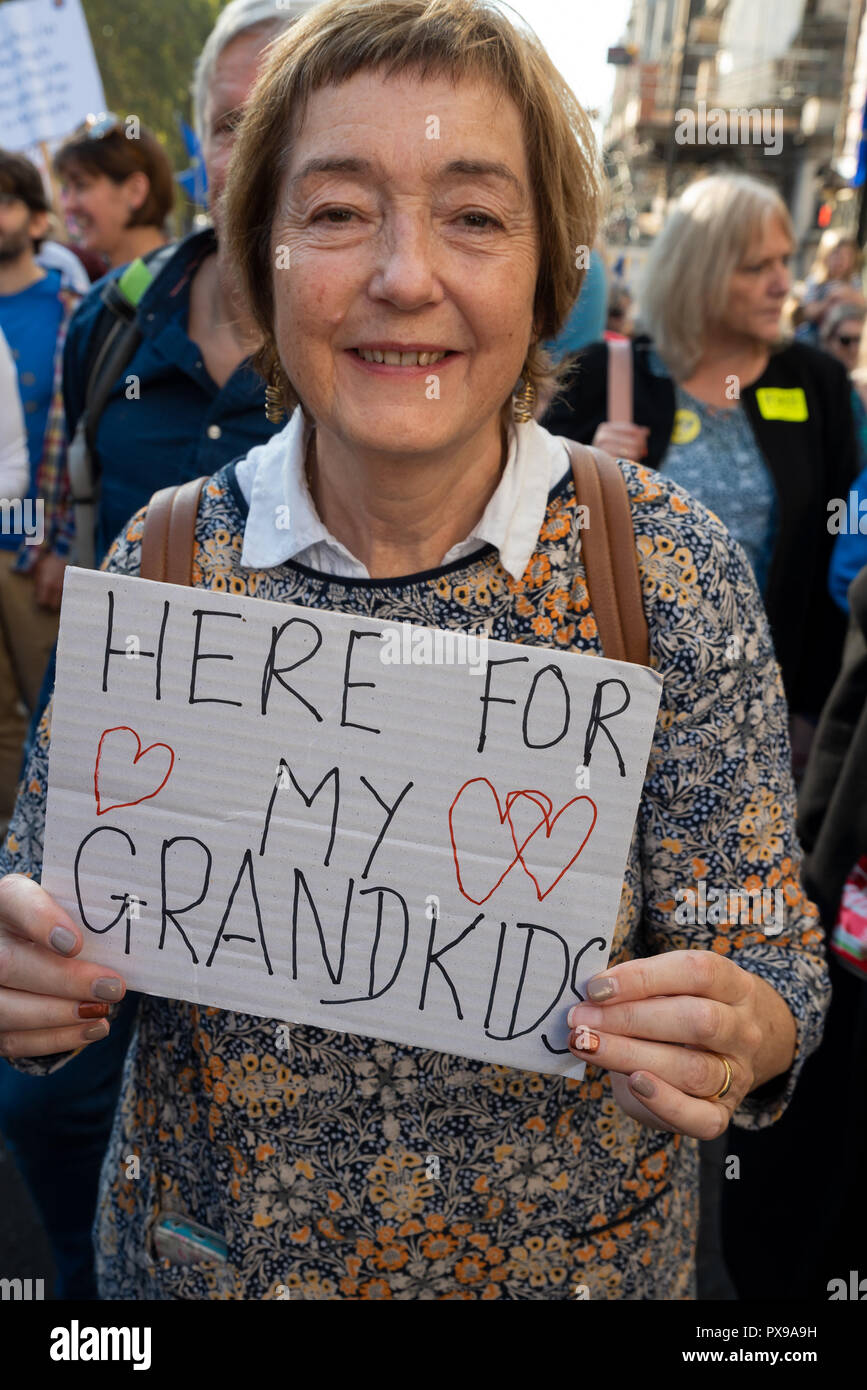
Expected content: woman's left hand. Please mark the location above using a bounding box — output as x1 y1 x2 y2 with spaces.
565 950 797 1139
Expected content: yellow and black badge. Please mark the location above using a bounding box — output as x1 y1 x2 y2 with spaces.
670 408 701 445
754 387 808 422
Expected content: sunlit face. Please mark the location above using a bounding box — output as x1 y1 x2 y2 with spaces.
720 216 792 345
0 196 46 263
826 316 863 373
59 165 143 256
202 29 276 236
269 71 539 460
827 243 856 281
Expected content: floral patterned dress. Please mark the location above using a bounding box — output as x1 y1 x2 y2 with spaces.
1 452 829 1300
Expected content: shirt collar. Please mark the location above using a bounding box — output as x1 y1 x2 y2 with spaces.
238 409 570 581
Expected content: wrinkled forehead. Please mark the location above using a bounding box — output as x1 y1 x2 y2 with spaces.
278 69 528 184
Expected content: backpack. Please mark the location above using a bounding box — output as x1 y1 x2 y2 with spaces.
138 441 650 666
67 241 177 569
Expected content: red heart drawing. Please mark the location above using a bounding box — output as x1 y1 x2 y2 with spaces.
448 778 547 904
94 726 175 816
507 792 598 900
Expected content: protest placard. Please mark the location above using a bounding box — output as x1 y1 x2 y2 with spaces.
42 568 662 1077
0 0 104 151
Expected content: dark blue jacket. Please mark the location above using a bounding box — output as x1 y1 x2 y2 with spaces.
62 228 280 563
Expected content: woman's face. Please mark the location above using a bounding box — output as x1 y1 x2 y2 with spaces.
827 243 855 281
826 316 863 373
721 216 792 345
270 70 540 460
60 166 145 256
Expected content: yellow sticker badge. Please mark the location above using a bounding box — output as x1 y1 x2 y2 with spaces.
755 387 808 422
670 409 701 445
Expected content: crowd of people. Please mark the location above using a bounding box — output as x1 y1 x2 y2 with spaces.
0 0 863 1303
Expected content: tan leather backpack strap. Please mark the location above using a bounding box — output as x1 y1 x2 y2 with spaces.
566 440 649 666
606 337 633 424
140 476 208 585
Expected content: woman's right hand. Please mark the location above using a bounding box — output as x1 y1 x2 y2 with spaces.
592 422 650 460
0 874 126 1059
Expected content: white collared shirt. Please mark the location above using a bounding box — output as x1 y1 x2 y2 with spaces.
235 408 571 582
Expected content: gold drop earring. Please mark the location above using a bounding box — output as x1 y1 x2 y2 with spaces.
265 362 286 424
513 371 537 424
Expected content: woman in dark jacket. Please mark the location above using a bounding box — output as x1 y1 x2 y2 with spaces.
543 174 857 736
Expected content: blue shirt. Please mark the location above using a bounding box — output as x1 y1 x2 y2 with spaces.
0 267 63 549
648 350 779 594
63 229 282 563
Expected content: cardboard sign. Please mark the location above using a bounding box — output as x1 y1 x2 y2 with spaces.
42 569 662 1077
0 0 105 151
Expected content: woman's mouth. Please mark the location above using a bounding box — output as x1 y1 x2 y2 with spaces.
351 347 455 367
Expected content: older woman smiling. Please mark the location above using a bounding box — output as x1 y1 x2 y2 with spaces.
0 0 828 1301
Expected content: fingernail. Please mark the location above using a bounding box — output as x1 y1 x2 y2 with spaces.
49 925 77 955
587 976 617 1002
78 1002 110 1020
92 977 122 1002
630 1072 655 1099
82 1021 109 1041
571 1028 600 1053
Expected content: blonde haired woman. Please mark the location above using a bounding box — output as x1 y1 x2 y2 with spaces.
0 5 827 1301
544 173 858 746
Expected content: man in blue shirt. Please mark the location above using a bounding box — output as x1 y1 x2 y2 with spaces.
0 151 82 829
62 223 275 564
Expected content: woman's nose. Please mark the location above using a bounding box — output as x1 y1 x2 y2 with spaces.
369 219 440 309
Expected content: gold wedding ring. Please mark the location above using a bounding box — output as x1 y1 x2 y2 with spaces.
708 1054 733 1101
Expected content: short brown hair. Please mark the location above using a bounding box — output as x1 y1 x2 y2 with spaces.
224 0 602 415
54 120 175 230
0 149 50 249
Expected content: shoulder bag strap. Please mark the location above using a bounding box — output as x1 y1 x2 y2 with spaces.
565 439 649 666
140 476 208 585
606 336 633 424
70 244 179 570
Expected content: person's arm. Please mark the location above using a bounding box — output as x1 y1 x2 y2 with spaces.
541 339 650 461
0 502 148 1073
0 327 29 502
798 568 867 923
566 469 829 1136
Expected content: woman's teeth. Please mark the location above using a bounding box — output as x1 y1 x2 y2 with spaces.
355 348 449 366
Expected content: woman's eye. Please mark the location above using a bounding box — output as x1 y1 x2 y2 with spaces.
458 211 502 230
312 208 356 224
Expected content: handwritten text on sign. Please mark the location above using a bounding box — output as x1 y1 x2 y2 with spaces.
42 569 662 1076
0 0 105 151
